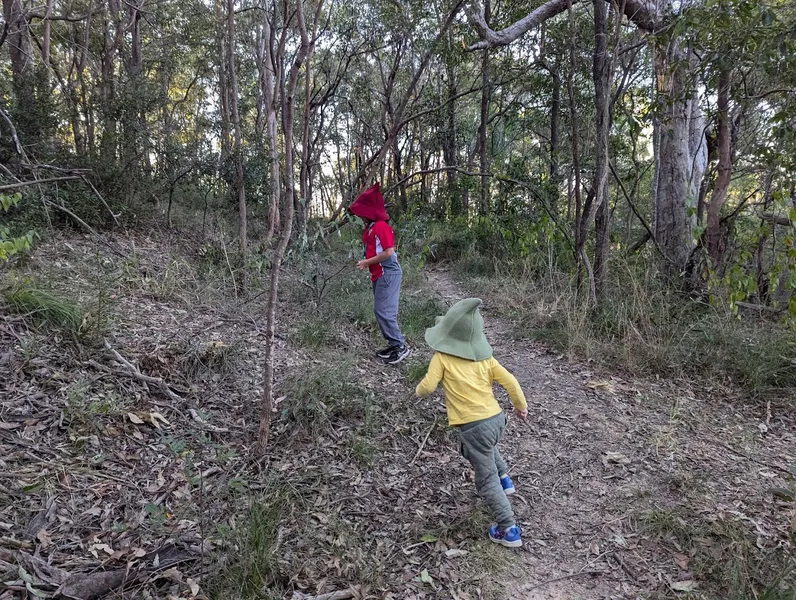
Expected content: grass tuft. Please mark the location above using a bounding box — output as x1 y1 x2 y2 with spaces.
3 283 87 338
281 361 370 433
208 494 287 600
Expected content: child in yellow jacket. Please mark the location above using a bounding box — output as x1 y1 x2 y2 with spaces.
416 298 528 547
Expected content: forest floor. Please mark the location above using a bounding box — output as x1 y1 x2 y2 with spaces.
0 229 794 600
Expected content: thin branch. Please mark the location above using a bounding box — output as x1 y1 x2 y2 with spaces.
0 176 82 191
0 105 24 155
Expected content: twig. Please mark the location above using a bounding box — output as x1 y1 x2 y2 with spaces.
80 174 120 225
410 418 437 466
0 536 34 550
0 106 23 155
518 569 607 593
292 590 355 600
0 176 82 191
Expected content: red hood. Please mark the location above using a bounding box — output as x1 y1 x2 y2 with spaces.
348 182 389 221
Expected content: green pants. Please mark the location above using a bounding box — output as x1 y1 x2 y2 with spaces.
457 412 515 528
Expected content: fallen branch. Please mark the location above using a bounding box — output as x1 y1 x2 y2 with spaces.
0 176 82 191
0 106 23 155
291 590 355 600
101 340 186 404
0 537 33 550
735 301 784 315
43 199 127 258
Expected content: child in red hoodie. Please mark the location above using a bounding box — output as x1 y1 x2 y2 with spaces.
348 183 409 364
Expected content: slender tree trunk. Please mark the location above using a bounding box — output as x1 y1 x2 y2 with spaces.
261 8 281 243
566 0 582 270
226 0 247 286
257 0 320 456
298 47 313 238
3 0 37 146
549 57 561 211
591 0 612 299
478 0 491 216
443 33 460 215
705 67 731 266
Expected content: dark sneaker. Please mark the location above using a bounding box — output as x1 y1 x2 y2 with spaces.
500 474 516 495
376 346 394 359
489 524 522 548
384 345 410 365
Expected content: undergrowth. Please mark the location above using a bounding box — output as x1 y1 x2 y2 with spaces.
460 258 795 397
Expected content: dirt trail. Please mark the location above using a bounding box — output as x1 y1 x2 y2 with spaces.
426 267 796 600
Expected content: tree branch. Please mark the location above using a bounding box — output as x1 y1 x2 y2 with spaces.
466 0 657 51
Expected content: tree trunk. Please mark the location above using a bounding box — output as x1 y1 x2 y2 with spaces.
652 40 703 273
443 35 460 215
226 0 247 287
590 0 612 299
257 0 320 456
705 67 731 266
549 56 561 211
3 0 40 147
566 0 583 275
260 10 281 243
478 0 491 216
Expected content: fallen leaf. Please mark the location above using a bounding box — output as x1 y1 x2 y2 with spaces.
602 451 631 467
673 553 690 570
127 413 144 425
148 412 170 428
36 529 52 550
420 534 438 543
444 549 468 558
671 580 698 592
186 578 200 596
585 380 615 393
0 421 22 430
418 568 435 588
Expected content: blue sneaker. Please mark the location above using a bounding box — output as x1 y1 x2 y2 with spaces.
489 524 522 547
500 474 515 495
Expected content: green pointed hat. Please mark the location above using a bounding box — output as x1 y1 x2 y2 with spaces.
424 298 493 361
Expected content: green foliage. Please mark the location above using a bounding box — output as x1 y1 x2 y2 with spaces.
0 193 34 261
3 284 87 338
471 259 796 396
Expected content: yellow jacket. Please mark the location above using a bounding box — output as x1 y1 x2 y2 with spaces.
415 352 527 426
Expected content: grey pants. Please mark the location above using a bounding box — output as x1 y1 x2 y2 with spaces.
372 271 405 347
458 413 515 528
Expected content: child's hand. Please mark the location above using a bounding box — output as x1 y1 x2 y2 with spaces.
356 260 368 270
514 408 528 420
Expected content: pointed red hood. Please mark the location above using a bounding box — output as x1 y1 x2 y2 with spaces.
348 182 389 221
